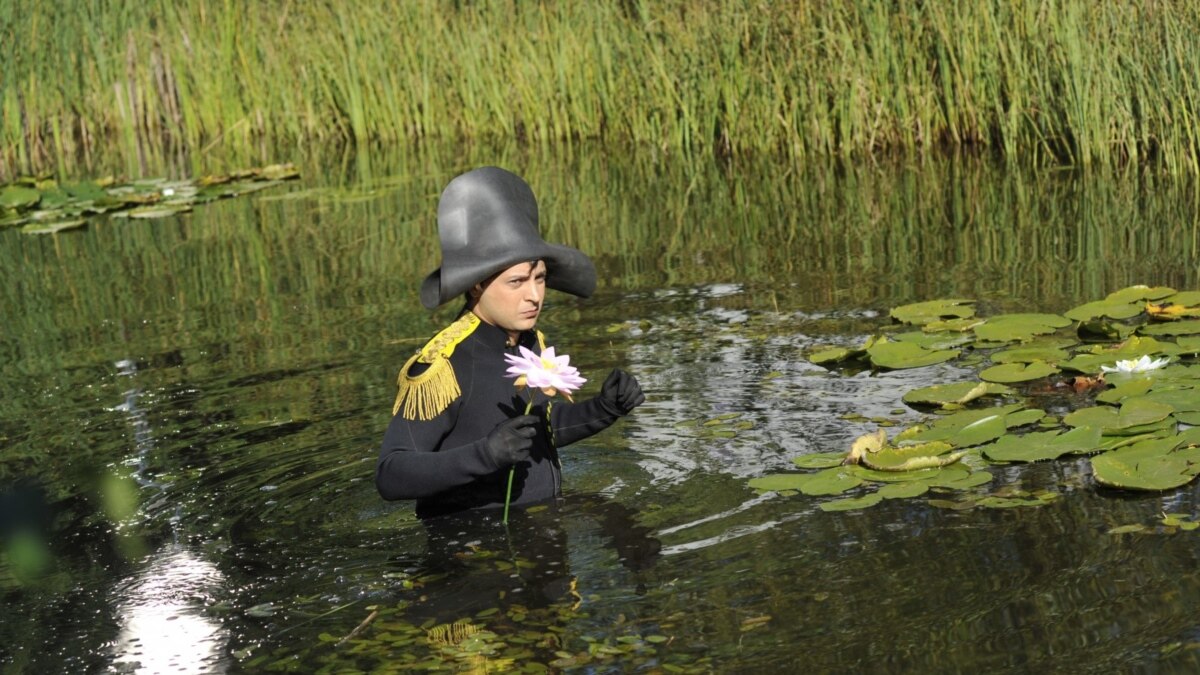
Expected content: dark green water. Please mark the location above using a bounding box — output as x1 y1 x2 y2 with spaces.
2 144 1200 673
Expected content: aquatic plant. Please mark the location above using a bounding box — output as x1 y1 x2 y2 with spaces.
756 285 1200 509
0 164 298 234
5 1 1200 176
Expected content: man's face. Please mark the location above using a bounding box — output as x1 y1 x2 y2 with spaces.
472 260 547 337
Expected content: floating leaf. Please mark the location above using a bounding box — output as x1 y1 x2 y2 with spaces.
1108 524 1149 534
797 467 864 495
1064 299 1144 322
862 444 965 472
808 346 863 365
973 314 1071 342
980 361 1060 383
846 465 946 483
901 381 1015 407
20 219 86 234
930 470 993 489
866 338 960 369
1092 437 1200 491
747 473 812 493
991 346 1071 364
792 452 847 469
982 426 1103 462
1140 320 1200 337
818 493 884 511
890 298 975 325
1063 398 1174 432
0 185 40 209
1105 285 1176 304
877 482 930 499
1176 336 1200 355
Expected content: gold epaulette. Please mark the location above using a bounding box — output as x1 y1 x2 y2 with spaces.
392 312 481 420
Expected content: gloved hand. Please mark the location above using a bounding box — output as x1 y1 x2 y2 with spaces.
597 369 645 417
485 415 538 468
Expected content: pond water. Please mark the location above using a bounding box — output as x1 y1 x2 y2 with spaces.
2 144 1200 673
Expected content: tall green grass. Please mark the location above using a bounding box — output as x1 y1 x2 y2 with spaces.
2 0 1199 178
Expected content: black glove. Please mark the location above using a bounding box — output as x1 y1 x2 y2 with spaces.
485 415 538 468
597 369 645 417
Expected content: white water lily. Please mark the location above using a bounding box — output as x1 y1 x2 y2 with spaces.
1100 355 1169 374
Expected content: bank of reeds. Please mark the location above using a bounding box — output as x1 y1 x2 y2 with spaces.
2 0 1199 177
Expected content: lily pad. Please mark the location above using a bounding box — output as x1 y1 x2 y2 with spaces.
861 442 964 471
877 482 931 499
845 465 946 483
890 298 975 325
747 473 813 493
901 381 1015 407
797 467 865 496
20 219 86 234
1176 336 1200 355
1092 437 1200 491
818 493 884 511
991 346 1071 364
792 452 848 469
982 426 1103 462
866 338 960 370
1140 320 1200 337
0 185 40 209
973 314 1071 342
1063 398 1175 432
1105 285 1176 304
980 361 1060 383
808 345 865 365
1064 299 1144 322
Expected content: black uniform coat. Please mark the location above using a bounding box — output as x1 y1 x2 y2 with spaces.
377 315 622 519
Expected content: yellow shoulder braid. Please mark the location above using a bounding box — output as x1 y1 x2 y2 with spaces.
392 312 481 420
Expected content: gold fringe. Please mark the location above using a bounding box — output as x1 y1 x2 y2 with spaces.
392 313 480 420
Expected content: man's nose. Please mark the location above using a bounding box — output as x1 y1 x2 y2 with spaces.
527 282 543 302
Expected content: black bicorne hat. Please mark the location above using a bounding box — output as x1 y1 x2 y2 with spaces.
419 166 597 309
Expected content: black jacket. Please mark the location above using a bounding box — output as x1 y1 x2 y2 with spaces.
377 315 621 518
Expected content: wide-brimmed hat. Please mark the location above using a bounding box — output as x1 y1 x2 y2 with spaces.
419 166 597 309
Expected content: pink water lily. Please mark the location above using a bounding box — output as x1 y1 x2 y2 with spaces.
504 345 586 401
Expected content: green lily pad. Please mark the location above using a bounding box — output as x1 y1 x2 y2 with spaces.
877 482 931 499
866 338 960 370
924 317 985 332
901 381 1016 407
1106 285 1176 303
125 204 194 219
797 467 864 496
1140 320 1200 337
990 346 1071 364
1092 437 1200 491
1163 291 1200 307
890 299 975 325
892 331 973 350
20 219 86 234
980 361 1060 383
809 345 864 365
860 442 962 471
929 470 993 489
973 314 1072 342
747 473 812 492
792 452 848 469
982 426 1103 462
818 493 884 511
900 403 1027 442
846 465 946 482
1063 398 1175 431
1064 299 1144 322
0 185 40 209
1176 336 1200 355
1095 378 1155 404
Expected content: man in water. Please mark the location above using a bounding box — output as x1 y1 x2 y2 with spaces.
377 166 645 519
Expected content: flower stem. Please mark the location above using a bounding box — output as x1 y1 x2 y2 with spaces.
503 398 535 524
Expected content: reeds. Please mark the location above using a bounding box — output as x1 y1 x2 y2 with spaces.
2 0 1199 177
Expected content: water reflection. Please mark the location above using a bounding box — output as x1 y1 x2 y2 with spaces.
109 546 229 673
108 358 229 673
